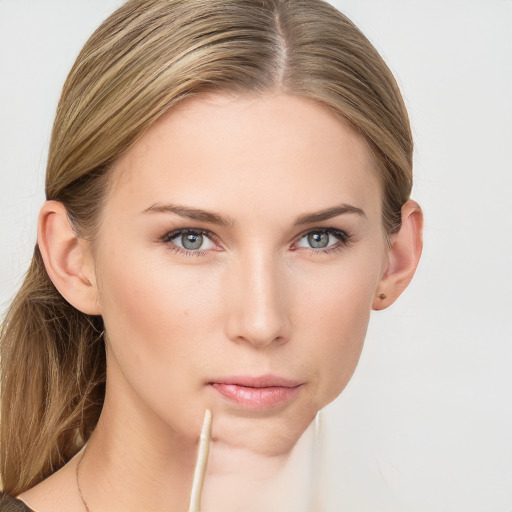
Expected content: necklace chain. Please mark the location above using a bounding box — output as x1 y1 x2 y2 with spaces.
76 448 91 512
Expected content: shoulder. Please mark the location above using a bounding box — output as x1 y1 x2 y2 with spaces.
8 457 83 512
0 494 36 512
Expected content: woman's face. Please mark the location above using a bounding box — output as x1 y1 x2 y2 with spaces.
93 94 389 457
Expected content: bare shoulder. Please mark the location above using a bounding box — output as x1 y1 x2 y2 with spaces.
15 459 83 512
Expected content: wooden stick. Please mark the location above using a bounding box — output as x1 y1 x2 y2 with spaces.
311 411 323 512
188 409 213 512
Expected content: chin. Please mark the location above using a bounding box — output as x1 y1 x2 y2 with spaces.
208 407 318 458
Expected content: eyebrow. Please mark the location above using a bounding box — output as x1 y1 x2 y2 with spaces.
142 203 233 226
142 202 365 226
294 204 366 225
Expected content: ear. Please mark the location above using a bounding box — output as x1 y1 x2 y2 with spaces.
373 199 423 311
37 200 101 315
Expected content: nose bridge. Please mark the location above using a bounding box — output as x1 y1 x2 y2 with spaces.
225 247 290 347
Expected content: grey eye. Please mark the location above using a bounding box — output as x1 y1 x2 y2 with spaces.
296 229 348 251
307 232 329 248
181 233 204 250
166 230 216 252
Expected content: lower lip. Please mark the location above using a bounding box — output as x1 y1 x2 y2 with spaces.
210 383 302 409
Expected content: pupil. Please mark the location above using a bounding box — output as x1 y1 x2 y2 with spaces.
183 233 203 250
308 232 329 248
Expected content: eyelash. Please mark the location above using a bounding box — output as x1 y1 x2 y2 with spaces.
160 227 352 257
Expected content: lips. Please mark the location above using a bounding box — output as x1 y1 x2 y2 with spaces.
209 375 303 409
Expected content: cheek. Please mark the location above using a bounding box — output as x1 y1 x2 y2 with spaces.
95 246 223 384
94 247 229 435
294 254 381 407
99 238 216 323
316 296 370 407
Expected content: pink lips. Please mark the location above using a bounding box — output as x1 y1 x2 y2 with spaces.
210 375 303 409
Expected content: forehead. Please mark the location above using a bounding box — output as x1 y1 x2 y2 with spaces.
107 93 382 222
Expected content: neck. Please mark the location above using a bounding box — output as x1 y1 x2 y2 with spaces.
79 384 198 512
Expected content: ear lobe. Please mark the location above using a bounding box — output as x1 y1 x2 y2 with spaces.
373 199 423 311
37 200 101 315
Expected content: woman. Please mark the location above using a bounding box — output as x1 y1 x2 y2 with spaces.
0 0 422 510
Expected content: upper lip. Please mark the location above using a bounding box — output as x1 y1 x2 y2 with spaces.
209 374 303 388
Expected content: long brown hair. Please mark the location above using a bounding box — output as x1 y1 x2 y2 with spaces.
0 0 412 494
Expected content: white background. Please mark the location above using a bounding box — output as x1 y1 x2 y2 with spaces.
0 1 511 510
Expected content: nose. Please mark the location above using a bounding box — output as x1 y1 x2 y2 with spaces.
224 251 291 348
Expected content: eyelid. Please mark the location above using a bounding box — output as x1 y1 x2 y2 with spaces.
161 228 217 243
295 226 349 241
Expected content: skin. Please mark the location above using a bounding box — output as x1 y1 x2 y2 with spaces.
23 93 422 512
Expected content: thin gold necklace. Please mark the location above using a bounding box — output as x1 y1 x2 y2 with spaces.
75 448 91 512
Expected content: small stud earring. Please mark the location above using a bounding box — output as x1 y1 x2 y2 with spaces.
378 293 386 300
